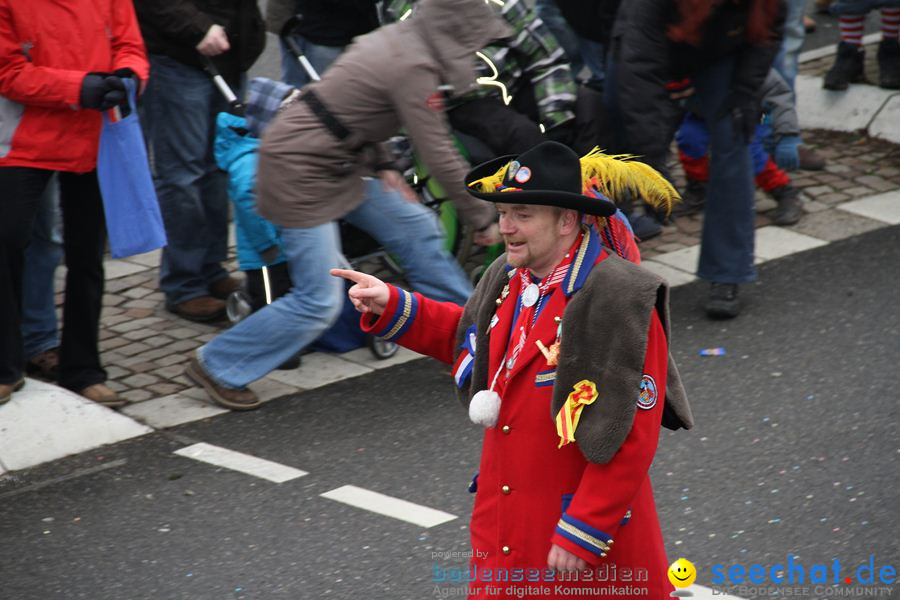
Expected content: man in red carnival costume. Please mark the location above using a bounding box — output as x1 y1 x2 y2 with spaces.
333 141 693 599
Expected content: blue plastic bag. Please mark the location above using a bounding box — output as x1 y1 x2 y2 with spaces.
97 80 167 258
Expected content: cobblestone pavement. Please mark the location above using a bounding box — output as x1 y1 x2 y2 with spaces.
41 128 899 426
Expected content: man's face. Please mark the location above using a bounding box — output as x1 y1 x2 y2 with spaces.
497 203 573 277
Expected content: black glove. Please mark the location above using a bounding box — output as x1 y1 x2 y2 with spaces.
113 68 139 90
718 93 762 144
79 73 110 109
79 73 127 111
98 76 127 110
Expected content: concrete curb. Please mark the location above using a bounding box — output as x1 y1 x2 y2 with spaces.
796 37 900 144
797 74 900 144
0 379 152 474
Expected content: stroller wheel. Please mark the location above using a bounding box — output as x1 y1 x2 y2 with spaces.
368 335 399 360
226 290 253 324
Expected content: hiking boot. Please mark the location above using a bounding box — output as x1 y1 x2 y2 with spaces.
26 347 59 380
168 296 227 323
877 38 900 90
823 42 865 90
209 275 244 300
0 378 25 405
184 357 261 411
771 185 803 226
706 283 741 319
79 383 126 408
797 146 826 171
673 180 706 217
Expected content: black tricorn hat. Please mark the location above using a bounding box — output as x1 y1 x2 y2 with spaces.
464 141 617 217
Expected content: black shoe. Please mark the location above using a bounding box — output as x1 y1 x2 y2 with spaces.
275 353 301 370
627 211 663 241
797 145 826 171
771 185 803 226
878 38 900 90
706 283 741 319
673 180 706 217
823 42 865 90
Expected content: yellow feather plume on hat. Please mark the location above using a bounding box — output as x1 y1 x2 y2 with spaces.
466 149 681 214
579 148 680 215
467 163 511 194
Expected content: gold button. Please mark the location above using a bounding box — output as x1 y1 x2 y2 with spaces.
502 546 511 555
501 485 510 495
501 425 510 434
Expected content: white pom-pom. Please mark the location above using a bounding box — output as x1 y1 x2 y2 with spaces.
469 390 501 428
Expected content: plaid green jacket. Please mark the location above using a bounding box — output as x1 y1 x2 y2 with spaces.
383 0 576 130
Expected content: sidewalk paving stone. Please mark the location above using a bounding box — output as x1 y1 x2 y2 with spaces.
838 190 900 224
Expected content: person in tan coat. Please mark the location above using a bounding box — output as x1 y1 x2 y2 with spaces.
185 0 511 410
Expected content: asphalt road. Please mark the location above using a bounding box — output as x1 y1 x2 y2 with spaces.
1 224 898 600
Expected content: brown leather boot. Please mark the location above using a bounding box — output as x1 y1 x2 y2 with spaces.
208 275 244 300
0 378 25 405
79 383 126 408
184 357 261 411
26 347 59 380
168 296 226 322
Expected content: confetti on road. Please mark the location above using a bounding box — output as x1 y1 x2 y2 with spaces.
698 347 726 356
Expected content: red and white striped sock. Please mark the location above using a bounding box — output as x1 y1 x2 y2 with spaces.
882 8 900 40
839 14 866 45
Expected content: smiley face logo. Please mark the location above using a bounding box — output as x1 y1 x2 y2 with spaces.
668 558 697 588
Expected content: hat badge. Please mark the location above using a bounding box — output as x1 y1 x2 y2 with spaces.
505 160 521 183
514 166 532 184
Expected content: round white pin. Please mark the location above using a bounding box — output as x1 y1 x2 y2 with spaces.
522 283 540 307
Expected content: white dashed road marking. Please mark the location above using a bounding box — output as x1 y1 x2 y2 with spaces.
174 442 308 483
321 484 457 528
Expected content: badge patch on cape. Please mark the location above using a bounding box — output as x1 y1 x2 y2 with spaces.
637 374 657 410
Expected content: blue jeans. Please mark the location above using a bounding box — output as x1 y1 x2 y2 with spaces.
774 0 806 90
199 178 472 388
143 54 230 305
21 174 63 359
534 0 604 87
279 35 345 88
534 0 583 76
830 0 900 14
687 58 757 285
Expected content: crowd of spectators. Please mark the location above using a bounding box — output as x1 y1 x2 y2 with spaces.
0 0 865 407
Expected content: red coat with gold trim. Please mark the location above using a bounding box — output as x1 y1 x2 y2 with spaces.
362 234 681 599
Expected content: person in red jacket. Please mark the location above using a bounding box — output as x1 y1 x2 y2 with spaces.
0 0 149 406
333 141 693 599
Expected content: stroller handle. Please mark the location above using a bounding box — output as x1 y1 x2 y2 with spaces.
279 16 322 82
201 56 246 116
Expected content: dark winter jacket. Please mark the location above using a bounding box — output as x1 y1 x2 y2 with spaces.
133 0 265 83
611 0 785 166
555 0 621 45
266 0 380 46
